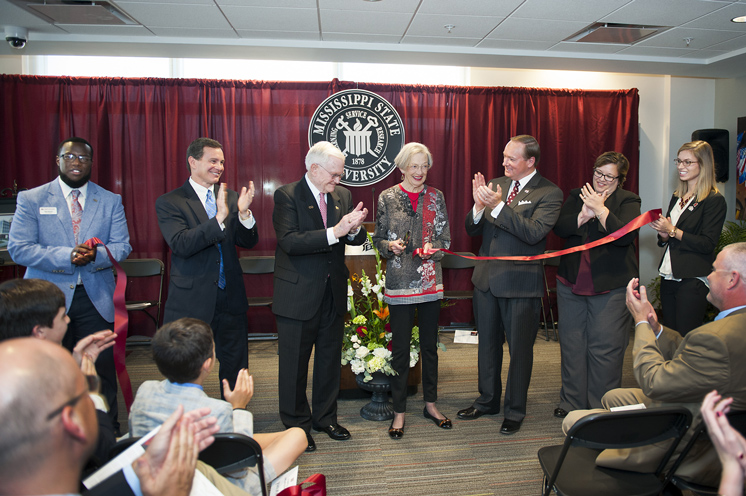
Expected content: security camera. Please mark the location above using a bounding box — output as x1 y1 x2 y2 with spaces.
5 26 28 49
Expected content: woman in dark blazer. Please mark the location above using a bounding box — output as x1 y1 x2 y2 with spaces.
553 152 641 417
651 140 726 336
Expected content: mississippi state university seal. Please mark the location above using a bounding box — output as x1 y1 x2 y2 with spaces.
308 89 404 187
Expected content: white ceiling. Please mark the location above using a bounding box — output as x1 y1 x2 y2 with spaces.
2 0 746 78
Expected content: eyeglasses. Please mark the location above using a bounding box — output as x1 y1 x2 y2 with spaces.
674 159 699 167
408 164 431 172
60 153 93 164
46 375 99 421
317 163 343 180
593 169 619 182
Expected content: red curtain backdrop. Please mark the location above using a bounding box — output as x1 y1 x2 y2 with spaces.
0 75 639 333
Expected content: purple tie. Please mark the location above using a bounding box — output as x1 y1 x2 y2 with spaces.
319 192 327 227
71 189 82 244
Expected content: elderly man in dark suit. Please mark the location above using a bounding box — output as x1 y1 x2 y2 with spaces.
272 141 368 452
156 137 258 394
457 134 563 435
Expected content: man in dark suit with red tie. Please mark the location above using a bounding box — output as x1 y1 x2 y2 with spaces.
156 137 258 395
457 135 563 434
272 141 368 452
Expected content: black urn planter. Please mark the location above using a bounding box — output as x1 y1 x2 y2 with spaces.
355 371 394 421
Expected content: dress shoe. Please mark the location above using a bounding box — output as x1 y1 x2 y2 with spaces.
388 418 404 440
456 406 485 420
424 407 453 429
553 408 568 419
305 433 316 452
313 423 351 441
500 419 522 435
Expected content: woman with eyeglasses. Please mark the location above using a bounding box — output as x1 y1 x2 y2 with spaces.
651 140 727 336
552 152 641 418
372 142 452 439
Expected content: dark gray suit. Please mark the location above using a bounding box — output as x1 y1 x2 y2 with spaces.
465 171 562 421
272 177 367 431
156 180 258 388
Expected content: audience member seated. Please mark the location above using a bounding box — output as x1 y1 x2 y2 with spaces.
0 337 251 496
129 317 307 494
0 278 117 468
562 242 746 487
701 390 746 496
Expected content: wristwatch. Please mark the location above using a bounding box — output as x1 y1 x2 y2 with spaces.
668 228 677 238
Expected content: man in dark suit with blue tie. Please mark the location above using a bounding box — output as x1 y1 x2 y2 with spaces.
457 135 563 434
156 137 258 395
9 136 132 432
272 141 368 452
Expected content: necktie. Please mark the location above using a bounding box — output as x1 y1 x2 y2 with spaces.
205 190 226 290
71 189 82 244
506 181 520 205
319 192 328 228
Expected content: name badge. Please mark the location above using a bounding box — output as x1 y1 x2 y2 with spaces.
40 207 57 215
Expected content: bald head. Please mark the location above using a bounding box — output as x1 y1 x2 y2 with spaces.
0 338 87 485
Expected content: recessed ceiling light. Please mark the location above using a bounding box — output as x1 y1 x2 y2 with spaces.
732 15 746 23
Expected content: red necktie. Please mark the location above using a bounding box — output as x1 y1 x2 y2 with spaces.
506 181 520 205
319 192 327 227
71 190 82 243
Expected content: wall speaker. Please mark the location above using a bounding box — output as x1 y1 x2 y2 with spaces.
691 128 729 182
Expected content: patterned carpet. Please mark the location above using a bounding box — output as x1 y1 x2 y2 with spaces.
118 331 650 496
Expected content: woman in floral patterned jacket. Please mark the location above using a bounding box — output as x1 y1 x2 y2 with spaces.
373 142 452 439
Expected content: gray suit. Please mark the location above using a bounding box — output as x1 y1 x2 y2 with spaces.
465 172 562 421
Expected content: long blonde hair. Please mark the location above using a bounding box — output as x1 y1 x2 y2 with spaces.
674 140 719 201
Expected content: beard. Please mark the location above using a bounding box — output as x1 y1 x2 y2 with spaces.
59 170 91 189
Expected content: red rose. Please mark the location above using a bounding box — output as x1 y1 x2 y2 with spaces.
387 341 393 351
356 326 366 337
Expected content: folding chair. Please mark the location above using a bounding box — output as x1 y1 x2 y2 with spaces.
669 410 746 496
119 258 165 332
541 250 559 341
538 406 692 496
109 433 267 496
239 256 277 341
439 252 476 331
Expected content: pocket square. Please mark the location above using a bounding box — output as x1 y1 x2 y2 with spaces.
518 200 532 205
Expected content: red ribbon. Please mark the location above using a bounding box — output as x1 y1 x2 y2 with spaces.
83 237 133 411
415 208 662 261
278 473 326 496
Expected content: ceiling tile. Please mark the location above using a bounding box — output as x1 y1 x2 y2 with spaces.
320 9 412 36
477 39 556 50
600 0 724 25
55 25 154 36
680 49 728 59
512 0 631 22
149 27 238 38
401 35 483 47
486 17 591 42
221 6 318 32
322 32 405 44
418 0 524 16
636 26 744 48
708 32 746 49
218 0 316 6
684 2 746 29
237 30 319 41
616 45 695 57
407 14 503 38
319 0 421 13
548 41 628 53
116 2 232 29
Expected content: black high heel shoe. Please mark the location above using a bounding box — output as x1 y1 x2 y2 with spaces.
424 407 453 429
388 417 404 439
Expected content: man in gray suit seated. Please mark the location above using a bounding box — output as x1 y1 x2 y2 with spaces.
563 242 746 486
129 318 307 494
457 135 563 435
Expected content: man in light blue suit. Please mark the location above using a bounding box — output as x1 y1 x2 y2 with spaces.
8 136 132 431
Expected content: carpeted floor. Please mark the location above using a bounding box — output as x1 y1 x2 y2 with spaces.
117 330 672 496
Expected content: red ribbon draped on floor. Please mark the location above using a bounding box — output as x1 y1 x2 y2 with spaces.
83 237 133 411
415 209 662 261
